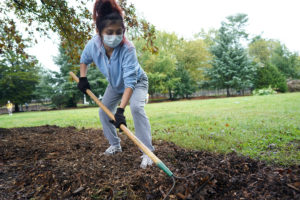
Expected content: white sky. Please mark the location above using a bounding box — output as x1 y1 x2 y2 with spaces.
27 0 300 71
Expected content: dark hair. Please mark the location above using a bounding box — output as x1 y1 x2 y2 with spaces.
93 0 125 35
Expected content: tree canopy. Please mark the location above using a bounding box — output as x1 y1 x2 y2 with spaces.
0 16 40 109
134 31 210 99
249 37 300 80
1 0 158 108
2 0 157 65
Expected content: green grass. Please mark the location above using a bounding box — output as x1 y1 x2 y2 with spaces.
1 93 300 165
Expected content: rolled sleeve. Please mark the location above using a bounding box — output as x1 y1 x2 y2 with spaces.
122 47 138 89
80 40 93 65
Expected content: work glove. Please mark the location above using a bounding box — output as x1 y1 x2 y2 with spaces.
77 77 91 94
110 107 127 129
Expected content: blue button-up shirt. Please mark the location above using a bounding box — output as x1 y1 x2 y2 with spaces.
80 35 146 93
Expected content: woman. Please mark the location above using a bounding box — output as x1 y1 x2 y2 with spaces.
78 0 154 169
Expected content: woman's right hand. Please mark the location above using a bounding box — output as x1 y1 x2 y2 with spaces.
77 77 91 94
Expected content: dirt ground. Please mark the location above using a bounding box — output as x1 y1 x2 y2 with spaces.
0 125 299 199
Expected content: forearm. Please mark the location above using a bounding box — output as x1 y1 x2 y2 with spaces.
119 87 133 109
80 63 88 77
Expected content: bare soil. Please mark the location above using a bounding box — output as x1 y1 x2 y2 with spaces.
0 125 299 199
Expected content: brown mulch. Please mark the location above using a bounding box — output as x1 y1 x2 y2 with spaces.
0 125 299 200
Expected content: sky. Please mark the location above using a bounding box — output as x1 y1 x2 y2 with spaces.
27 0 300 71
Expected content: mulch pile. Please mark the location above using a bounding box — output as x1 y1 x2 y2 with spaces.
0 125 299 199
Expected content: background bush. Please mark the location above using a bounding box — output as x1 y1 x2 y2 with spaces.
255 63 287 92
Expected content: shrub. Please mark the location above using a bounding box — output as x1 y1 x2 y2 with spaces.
252 86 277 96
51 94 68 109
255 63 287 92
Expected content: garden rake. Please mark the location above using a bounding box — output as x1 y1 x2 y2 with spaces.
70 71 213 199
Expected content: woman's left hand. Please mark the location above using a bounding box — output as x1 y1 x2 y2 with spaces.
110 107 127 129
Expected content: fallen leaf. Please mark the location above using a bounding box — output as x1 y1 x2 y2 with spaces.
73 186 84 194
287 182 300 191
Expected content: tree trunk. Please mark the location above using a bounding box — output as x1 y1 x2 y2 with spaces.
66 97 77 107
15 104 19 112
226 88 230 97
168 88 173 100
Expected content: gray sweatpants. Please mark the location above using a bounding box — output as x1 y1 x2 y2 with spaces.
99 76 154 152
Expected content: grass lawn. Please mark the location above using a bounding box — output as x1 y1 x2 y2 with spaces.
1 93 299 165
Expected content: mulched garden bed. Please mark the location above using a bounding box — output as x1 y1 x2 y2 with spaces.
0 125 299 199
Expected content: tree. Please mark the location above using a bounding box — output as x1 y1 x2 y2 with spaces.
297 56 300 78
135 30 212 99
205 13 256 96
175 38 213 84
173 65 196 99
0 17 40 111
248 37 275 65
3 0 157 67
249 37 300 79
147 72 166 96
195 28 218 48
51 45 108 108
134 31 180 99
33 68 56 102
255 63 287 92
271 44 300 79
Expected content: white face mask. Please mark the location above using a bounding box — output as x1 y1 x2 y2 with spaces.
103 34 123 48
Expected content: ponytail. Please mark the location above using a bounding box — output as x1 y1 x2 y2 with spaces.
93 0 125 36
93 0 123 22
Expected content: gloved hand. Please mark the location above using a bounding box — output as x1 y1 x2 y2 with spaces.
77 77 91 94
110 107 127 129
